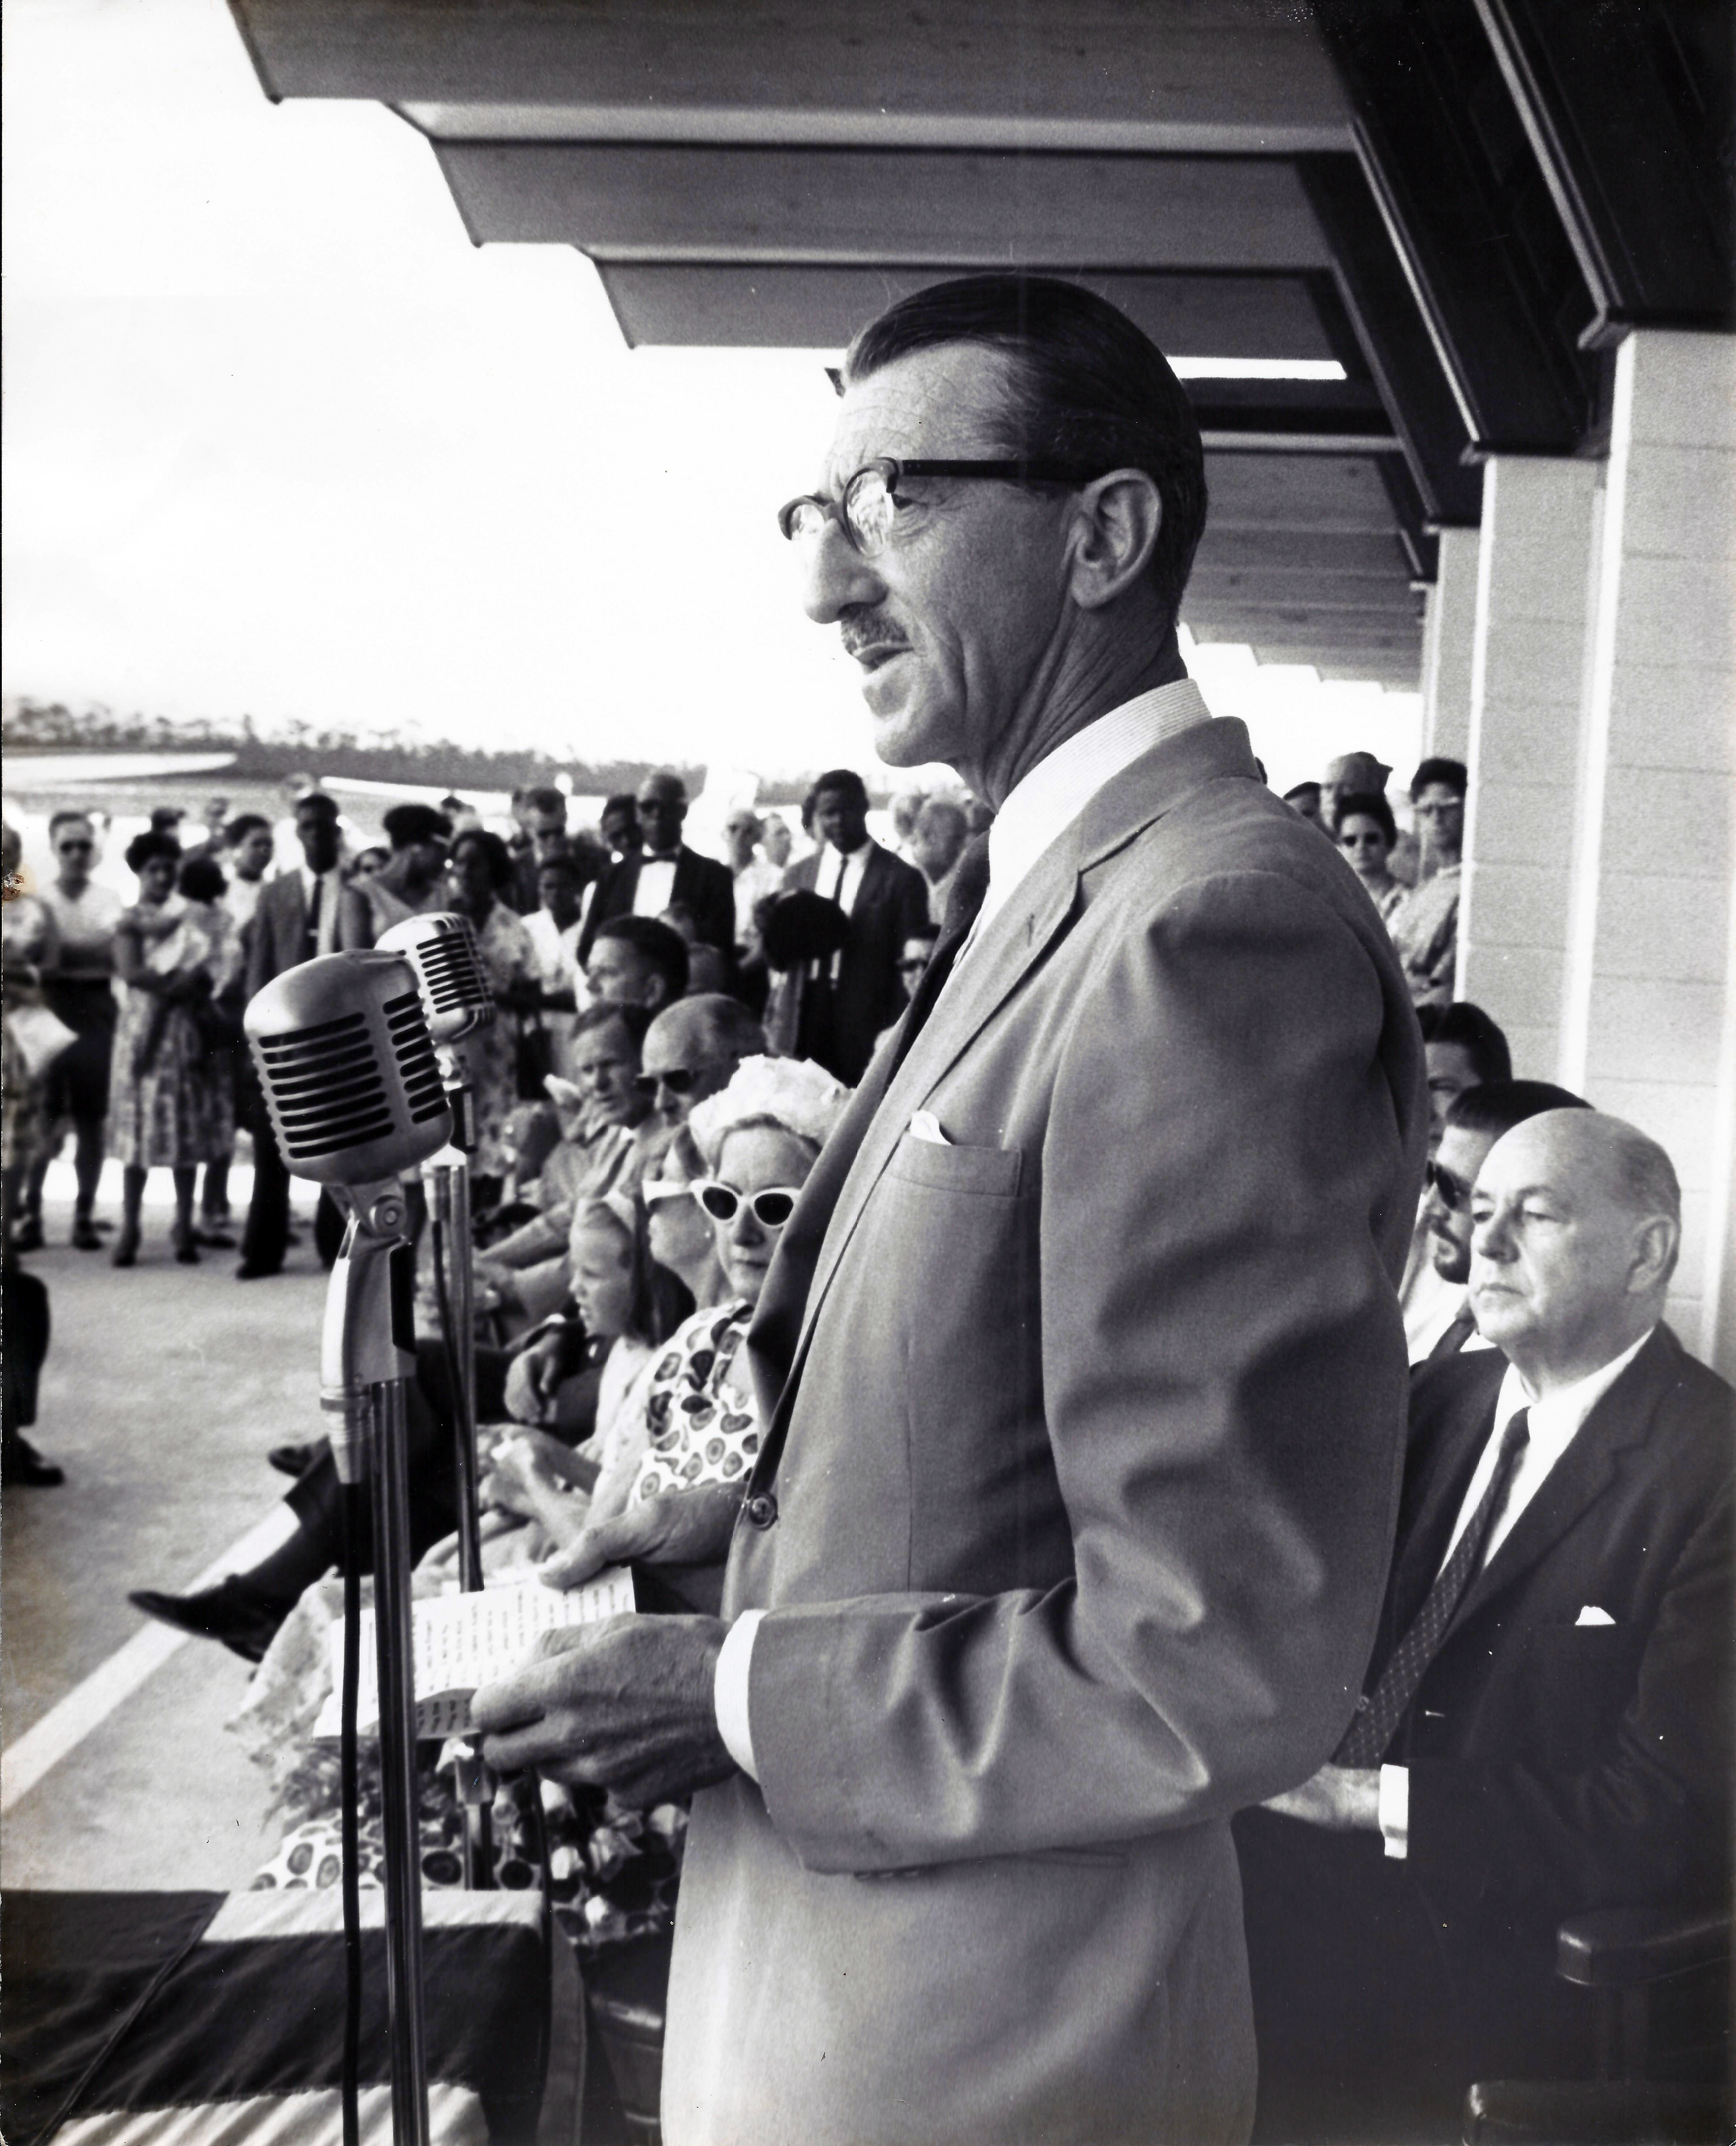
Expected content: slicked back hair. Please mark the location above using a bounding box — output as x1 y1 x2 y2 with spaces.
844 273 1208 633
1444 1080 1590 1144
592 914 691 1002
1417 1001 1512 1089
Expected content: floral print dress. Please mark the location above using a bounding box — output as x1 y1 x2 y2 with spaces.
630 1302 761 1502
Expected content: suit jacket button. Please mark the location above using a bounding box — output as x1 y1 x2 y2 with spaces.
744 1491 778 1529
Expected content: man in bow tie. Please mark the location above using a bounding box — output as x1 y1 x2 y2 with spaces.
476 272 1427 2145
578 767 735 967
1237 1108 1734 2141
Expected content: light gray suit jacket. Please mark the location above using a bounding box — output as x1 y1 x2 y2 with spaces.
662 717 1428 2146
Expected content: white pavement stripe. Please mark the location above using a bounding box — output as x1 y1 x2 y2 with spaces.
1 1503 299 1813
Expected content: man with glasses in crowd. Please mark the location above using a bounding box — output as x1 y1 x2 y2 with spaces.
637 996 766 1130
476 272 1427 2146
580 769 735 966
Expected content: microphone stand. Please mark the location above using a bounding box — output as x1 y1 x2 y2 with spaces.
425 1050 494 1888
322 1177 430 2146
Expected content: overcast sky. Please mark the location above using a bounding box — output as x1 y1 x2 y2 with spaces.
3 0 1420 792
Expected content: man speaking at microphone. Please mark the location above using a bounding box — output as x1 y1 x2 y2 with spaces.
475 275 1427 2145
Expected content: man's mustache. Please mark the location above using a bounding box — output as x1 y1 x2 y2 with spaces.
839 610 910 659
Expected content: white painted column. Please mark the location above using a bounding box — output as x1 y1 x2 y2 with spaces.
1457 455 1602 1079
1557 330 1736 1371
1419 523 1480 762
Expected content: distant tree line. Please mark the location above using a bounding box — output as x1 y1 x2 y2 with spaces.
0 698 825 804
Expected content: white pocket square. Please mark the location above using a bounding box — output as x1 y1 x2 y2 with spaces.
908 1110 952 1147
1575 1605 1616 1627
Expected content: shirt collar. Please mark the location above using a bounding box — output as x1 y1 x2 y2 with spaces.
978 676 1212 934
1495 1324 1657 1448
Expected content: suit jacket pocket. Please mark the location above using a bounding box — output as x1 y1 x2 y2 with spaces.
888 1134 1024 1198
1522 1623 1642 1768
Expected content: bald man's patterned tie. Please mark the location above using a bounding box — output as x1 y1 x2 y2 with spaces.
1335 1409 1531 1767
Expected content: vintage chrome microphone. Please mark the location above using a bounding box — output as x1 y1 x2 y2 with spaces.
374 911 493 1577
246 950 452 2146
375 911 498 1885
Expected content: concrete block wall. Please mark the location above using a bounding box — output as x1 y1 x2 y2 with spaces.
1559 331 1736 1367
1420 525 1479 763
1458 455 1602 1082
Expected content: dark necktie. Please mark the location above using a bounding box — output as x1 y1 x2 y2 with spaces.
884 854 989 1082
303 874 323 960
1427 1303 1478 1361
1335 1408 1531 1766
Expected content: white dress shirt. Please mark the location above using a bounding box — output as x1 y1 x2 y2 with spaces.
631 853 680 919
298 863 344 957
224 874 264 934
714 675 1217 1779
1377 1324 1657 1856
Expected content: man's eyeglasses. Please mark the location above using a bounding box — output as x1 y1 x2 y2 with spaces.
778 457 1103 559
897 956 931 975
56 839 95 853
692 1180 801 1228
1426 1159 1472 1213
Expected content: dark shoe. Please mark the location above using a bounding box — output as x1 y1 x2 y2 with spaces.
71 1215 103 1251
195 1228 236 1249
171 1221 200 1265
3 1439 64 1488
111 1222 141 1268
235 1259 283 1281
12 1216 44 1253
127 1577 285 1664
268 1442 319 1479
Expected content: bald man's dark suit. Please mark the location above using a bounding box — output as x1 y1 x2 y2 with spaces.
1237 1328 1735 2141
577 844 735 961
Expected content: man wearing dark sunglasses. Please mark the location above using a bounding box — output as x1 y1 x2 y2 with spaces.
1412 1080 1590 1361
637 996 765 1129
476 272 1429 2146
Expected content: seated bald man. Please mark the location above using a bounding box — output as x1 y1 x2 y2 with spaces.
1236 1110 1734 2142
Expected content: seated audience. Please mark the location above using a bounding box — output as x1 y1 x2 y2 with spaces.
503 1124 726 1440
475 1002 655 1319
1332 789 1407 924
586 914 690 1014
636 995 765 1130
1386 757 1467 1008
1401 1001 1515 1353
478 1050 849 1609
875 921 941 1054
1236 1109 1734 2142
1410 1080 1590 1362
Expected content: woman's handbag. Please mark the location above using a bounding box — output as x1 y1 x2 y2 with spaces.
5 1001 78 1080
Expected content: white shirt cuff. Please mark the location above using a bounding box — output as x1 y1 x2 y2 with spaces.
714 1609 765 1781
1378 1763 1409 1860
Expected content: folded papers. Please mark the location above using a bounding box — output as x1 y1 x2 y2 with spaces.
315 1568 636 1741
